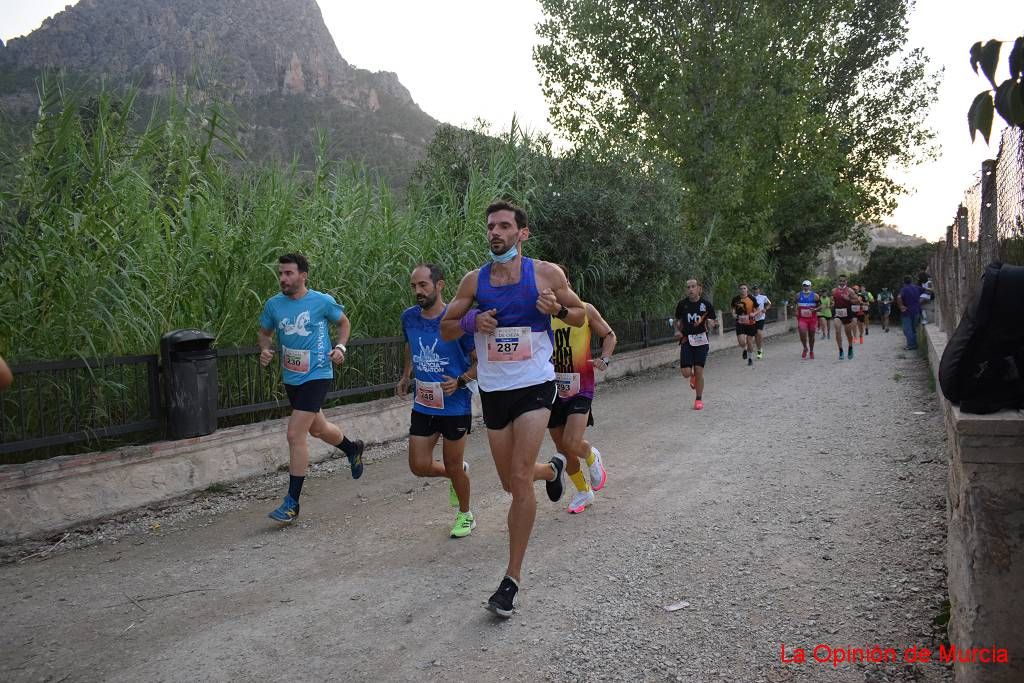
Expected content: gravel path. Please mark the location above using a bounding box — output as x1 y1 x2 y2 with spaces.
0 327 951 682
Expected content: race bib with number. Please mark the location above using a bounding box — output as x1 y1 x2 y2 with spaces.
851 304 862 313
486 327 533 362
414 381 444 410
834 307 848 317
737 314 751 324
800 308 813 318
555 372 581 399
282 346 311 373
688 332 709 346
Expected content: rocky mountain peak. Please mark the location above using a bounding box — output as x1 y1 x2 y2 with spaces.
0 0 438 182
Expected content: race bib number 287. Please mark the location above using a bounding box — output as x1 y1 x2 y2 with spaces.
486 327 533 363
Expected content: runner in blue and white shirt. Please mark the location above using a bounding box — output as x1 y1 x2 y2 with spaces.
258 253 365 523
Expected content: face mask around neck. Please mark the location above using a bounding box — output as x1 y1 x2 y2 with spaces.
490 244 518 264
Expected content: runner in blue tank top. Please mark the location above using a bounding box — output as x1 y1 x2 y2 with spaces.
441 200 586 618
397 264 478 539
258 253 366 524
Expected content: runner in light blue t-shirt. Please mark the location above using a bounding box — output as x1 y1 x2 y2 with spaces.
258 253 366 524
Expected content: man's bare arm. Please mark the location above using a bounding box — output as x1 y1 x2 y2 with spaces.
440 270 479 340
537 261 585 326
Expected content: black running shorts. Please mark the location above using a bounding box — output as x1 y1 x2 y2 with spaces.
479 381 557 430
409 410 472 441
547 395 594 429
680 343 710 368
755 319 766 331
285 378 331 412
735 323 757 337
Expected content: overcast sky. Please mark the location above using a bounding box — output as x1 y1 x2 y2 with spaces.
3 0 1022 242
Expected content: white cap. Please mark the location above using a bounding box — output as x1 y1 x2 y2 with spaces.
801 279 812 286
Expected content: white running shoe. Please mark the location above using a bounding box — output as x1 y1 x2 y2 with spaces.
588 447 607 492
566 489 595 514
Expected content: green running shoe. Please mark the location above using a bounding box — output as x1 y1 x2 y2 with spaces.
450 510 476 538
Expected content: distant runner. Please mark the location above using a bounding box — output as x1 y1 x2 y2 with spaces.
751 285 772 360
831 275 860 360
878 287 894 333
817 289 832 339
675 278 718 410
795 280 820 359
731 284 757 367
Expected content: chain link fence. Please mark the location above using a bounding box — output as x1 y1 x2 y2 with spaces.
931 127 1024 333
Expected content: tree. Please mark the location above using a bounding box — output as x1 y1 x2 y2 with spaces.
857 244 936 295
968 35 1024 143
534 0 937 297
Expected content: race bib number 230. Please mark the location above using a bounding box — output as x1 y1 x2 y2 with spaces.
282 347 310 373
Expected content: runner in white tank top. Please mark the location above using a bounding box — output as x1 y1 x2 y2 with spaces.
441 200 585 618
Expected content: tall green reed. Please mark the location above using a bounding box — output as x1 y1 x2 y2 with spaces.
0 77 542 361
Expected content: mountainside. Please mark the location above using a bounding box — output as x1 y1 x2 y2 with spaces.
816 224 928 277
0 0 438 182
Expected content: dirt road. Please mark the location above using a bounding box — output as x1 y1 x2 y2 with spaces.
0 328 951 682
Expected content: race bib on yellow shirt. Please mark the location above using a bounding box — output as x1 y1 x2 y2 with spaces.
555 372 581 398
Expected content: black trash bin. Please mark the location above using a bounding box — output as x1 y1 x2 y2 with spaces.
160 329 218 439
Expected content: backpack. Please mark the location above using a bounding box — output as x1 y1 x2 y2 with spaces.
938 262 1024 414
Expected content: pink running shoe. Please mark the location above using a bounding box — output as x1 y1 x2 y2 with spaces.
809 350 815 360
587 447 607 492
566 489 595 514
694 399 704 410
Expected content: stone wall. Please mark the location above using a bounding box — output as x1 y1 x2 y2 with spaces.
924 325 1024 682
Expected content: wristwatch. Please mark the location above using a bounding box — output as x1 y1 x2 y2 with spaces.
456 375 467 389
334 343 347 353
601 356 611 366
555 305 569 319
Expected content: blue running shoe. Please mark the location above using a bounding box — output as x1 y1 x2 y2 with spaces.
347 439 365 479
268 495 299 523
839 349 844 360
847 346 854 360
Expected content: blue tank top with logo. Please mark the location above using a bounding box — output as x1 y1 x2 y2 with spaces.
401 306 474 416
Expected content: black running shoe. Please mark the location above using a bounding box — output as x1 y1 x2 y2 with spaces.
545 454 565 502
742 350 747 360
347 439 365 479
486 576 519 618
747 357 753 366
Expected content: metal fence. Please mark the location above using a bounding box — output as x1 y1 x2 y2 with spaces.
1 337 404 464
0 355 161 460
4 314 692 463
930 127 1024 333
